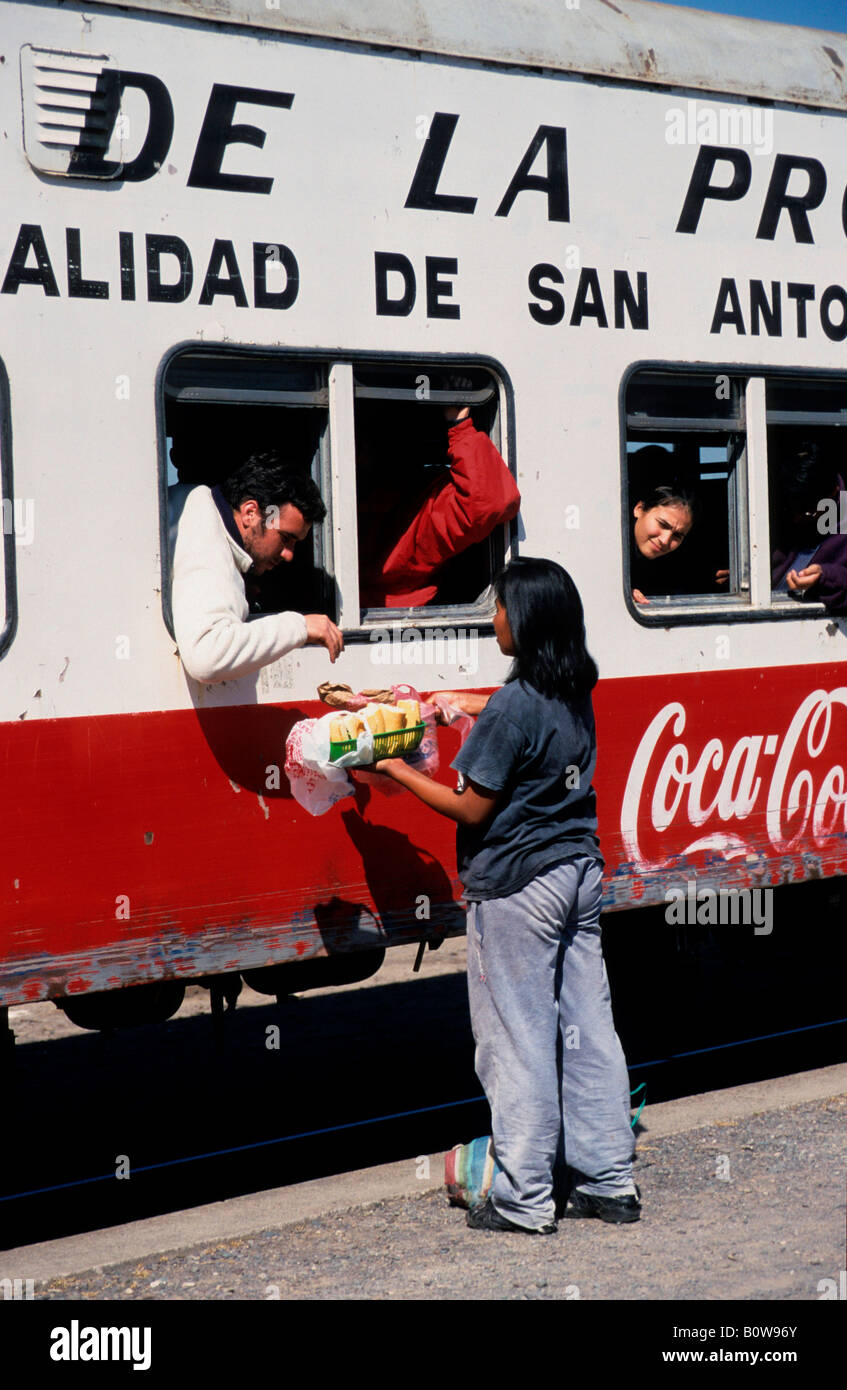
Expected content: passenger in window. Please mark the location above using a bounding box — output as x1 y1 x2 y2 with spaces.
171 452 343 683
629 483 698 605
358 382 520 608
770 442 847 612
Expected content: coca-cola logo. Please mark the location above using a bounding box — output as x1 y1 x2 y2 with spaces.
621 688 847 867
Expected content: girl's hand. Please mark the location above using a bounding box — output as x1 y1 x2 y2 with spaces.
632 588 649 606
426 690 488 720
370 757 403 776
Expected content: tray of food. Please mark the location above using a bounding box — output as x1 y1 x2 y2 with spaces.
329 699 424 762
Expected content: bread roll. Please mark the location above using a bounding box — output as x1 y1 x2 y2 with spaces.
397 699 420 726
330 718 348 743
382 707 404 732
346 715 365 738
366 708 385 736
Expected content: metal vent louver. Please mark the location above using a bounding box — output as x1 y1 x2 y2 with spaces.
20 45 124 177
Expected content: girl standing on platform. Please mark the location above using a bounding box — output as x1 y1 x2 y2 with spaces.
372 556 639 1233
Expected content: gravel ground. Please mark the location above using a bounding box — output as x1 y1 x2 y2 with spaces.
39 1094 846 1301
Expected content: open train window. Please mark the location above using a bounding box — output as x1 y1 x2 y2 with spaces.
161 351 333 630
160 349 515 636
625 370 748 615
766 377 847 614
353 364 510 620
624 366 847 623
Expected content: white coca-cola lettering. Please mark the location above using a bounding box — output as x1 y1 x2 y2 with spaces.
766 689 847 854
621 687 847 867
717 736 763 821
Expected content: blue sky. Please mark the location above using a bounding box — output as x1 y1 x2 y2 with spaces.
655 1 847 33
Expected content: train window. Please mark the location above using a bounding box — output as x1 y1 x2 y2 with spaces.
625 370 748 614
624 367 847 622
766 376 847 615
159 350 515 638
0 360 16 660
352 364 512 620
161 351 334 630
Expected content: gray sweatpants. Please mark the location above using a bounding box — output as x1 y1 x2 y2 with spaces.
466 857 636 1231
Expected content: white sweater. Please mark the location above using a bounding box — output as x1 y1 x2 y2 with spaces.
171 485 308 683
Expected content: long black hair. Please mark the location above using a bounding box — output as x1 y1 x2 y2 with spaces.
493 556 598 702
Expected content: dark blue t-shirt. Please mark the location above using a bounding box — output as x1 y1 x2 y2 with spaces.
450 680 603 901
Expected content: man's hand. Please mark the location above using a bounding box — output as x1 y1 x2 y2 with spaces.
632 589 649 606
786 564 822 594
304 614 344 662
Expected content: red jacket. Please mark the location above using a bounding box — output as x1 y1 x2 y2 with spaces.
360 418 521 608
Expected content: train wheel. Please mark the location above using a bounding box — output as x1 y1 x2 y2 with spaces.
242 947 386 996
56 980 186 1032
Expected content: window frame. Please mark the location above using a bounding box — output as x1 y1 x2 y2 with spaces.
620 360 847 627
157 343 517 641
0 358 17 661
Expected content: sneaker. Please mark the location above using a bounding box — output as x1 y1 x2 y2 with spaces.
466 1197 557 1235
566 1186 641 1224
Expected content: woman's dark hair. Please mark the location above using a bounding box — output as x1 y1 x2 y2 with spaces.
221 451 327 524
493 556 598 702
636 482 700 526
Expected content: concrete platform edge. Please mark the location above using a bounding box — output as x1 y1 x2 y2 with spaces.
3 1061 846 1285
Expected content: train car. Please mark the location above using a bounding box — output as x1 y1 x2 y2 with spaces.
2 0 847 1034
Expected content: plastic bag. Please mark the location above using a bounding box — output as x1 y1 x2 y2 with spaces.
428 692 476 748
284 712 357 817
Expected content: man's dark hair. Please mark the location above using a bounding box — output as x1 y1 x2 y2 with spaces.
220 451 327 524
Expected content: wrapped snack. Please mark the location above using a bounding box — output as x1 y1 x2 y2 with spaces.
317 682 394 710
